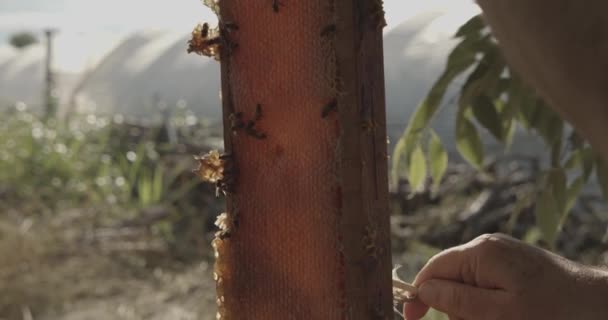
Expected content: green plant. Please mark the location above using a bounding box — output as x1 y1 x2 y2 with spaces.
9 32 38 49
392 15 608 247
0 105 206 216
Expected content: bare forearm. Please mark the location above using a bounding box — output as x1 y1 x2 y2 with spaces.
577 266 608 319
476 0 608 160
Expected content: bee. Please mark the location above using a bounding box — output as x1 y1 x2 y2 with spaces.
200 22 210 38
363 226 378 256
218 231 231 240
188 21 240 59
219 21 239 54
229 112 245 134
254 104 263 121
215 172 235 197
361 225 385 271
245 121 267 140
229 105 267 139
220 21 239 32
321 98 338 118
193 151 237 197
361 119 377 134
187 23 221 58
320 24 337 37
272 0 282 12
217 153 237 196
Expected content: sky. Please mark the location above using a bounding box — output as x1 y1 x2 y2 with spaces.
0 0 475 38
0 0 478 73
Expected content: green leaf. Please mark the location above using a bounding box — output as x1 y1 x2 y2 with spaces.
596 157 608 200
472 95 504 141
535 183 560 247
403 35 482 140
391 137 409 188
536 168 568 246
516 91 540 130
455 14 485 38
488 78 511 99
138 173 152 207
567 131 585 150
408 144 427 193
393 35 483 187
550 137 563 168
505 188 534 234
564 176 584 218
503 118 517 149
456 117 484 170
564 150 582 170
539 110 564 147
458 46 505 113
548 168 567 215
152 165 164 204
428 130 448 193
503 80 524 122
581 148 595 181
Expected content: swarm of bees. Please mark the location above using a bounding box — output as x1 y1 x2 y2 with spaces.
230 104 267 139
187 23 219 58
187 21 239 60
214 212 236 240
193 150 237 197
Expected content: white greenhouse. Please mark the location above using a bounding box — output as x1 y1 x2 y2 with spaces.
0 7 473 130
0 5 543 156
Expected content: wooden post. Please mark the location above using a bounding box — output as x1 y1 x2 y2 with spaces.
211 1 392 318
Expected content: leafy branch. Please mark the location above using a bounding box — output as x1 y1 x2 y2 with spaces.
392 15 608 247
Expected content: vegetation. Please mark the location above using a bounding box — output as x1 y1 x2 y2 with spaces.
0 103 223 318
2 11 608 320
9 32 38 49
393 15 608 248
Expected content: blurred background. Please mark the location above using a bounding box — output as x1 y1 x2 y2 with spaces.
1 1 607 319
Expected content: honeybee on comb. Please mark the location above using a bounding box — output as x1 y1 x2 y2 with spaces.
187 23 221 58
272 0 283 13
187 21 239 59
229 112 245 134
193 151 237 197
230 104 267 140
321 98 338 118
320 24 337 37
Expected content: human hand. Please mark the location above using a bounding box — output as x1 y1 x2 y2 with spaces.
403 234 608 320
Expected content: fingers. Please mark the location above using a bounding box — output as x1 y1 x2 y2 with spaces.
417 279 509 320
403 299 429 320
413 234 516 290
412 243 475 287
404 234 519 319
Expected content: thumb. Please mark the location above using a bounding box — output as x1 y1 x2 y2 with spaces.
418 279 508 319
